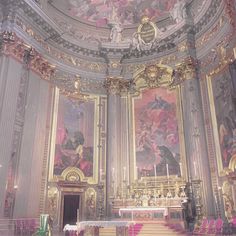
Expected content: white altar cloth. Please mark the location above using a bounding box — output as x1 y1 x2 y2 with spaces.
119 207 169 220
63 224 77 231
78 220 133 231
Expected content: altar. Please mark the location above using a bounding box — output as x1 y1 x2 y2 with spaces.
118 205 183 221
111 177 187 223
63 221 134 236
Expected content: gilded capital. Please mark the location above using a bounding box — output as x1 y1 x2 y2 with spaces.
175 57 198 81
104 77 133 95
0 31 15 50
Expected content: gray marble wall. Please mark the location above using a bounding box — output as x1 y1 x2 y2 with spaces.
0 56 50 218
0 56 22 217
14 71 50 217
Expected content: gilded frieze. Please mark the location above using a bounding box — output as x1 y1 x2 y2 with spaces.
125 56 177 78
1 34 55 80
15 17 106 73
196 16 225 49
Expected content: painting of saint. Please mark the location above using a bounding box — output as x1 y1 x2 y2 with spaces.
53 95 94 177
210 68 236 170
134 88 180 178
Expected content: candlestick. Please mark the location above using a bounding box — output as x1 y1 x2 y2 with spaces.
179 162 183 177
100 168 103 181
123 167 126 181
214 194 218 204
112 168 115 181
136 166 138 180
154 164 157 178
193 161 197 178
166 163 169 178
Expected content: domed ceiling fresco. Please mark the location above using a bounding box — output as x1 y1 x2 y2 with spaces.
50 0 178 27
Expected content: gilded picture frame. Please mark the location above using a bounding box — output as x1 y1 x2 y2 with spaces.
49 87 99 184
129 85 186 182
206 65 236 176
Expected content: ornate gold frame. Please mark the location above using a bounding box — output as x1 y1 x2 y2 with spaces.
129 82 186 183
206 68 232 176
48 87 100 184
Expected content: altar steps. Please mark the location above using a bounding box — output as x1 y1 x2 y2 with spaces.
99 227 116 236
99 222 185 236
138 222 184 235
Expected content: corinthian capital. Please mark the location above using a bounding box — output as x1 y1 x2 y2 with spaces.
175 57 198 80
0 31 15 51
104 77 133 95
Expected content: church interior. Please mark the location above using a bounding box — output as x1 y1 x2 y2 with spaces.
1 0 236 235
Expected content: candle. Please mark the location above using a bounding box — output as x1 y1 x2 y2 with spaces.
193 161 197 178
136 166 138 180
123 167 126 181
100 168 103 180
112 168 115 181
166 164 169 178
179 162 183 177
154 164 157 177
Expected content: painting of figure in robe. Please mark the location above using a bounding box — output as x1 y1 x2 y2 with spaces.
211 67 236 170
134 88 180 178
53 95 94 177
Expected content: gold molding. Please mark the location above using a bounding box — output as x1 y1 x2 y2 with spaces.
206 75 224 176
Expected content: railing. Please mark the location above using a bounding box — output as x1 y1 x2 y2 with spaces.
0 218 39 235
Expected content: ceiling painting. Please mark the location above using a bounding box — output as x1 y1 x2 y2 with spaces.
50 0 178 26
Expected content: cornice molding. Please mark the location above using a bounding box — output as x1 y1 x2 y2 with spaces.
3 0 222 62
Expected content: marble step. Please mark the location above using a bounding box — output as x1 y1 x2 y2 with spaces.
138 223 184 236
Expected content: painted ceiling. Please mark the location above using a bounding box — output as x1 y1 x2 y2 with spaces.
50 0 178 26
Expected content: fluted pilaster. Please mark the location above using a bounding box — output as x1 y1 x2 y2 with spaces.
179 58 215 217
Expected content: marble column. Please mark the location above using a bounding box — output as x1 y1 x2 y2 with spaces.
104 77 122 218
100 41 131 217
180 60 215 217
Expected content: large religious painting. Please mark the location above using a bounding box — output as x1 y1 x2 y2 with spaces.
50 0 178 26
52 91 96 179
207 64 236 175
134 88 180 178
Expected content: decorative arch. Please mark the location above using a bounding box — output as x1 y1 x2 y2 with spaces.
61 167 85 182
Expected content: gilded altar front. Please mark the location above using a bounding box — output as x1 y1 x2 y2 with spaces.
111 177 187 221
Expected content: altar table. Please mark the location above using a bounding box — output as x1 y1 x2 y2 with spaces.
119 206 183 221
64 221 134 236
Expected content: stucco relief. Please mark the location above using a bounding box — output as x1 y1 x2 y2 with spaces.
85 188 96 220
47 187 59 221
